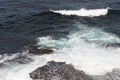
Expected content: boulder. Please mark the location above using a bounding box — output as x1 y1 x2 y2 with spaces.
30 61 93 80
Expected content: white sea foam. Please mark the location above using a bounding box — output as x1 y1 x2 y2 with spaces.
51 8 109 17
36 23 120 75
0 22 120 80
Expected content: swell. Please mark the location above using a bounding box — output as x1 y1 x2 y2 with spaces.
0 11 74 53
0 9 120 53
0 10 120 80
108 9 120 15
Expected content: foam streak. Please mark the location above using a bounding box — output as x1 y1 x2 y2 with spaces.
51 8 109 17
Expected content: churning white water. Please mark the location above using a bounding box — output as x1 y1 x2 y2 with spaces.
51 8 109 17
0 22 120 80
37 22 120 75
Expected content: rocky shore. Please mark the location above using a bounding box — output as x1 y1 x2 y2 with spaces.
30 61 120 80
30 61 93 80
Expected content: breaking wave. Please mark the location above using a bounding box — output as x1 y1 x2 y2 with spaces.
51 8 109 17
0 7 120 79
36 22 120 75
0 22 120 80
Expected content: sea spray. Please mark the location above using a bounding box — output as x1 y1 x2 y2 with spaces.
0 21 120 80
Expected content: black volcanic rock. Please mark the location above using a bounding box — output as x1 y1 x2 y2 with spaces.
30 61 93 80
28 46 53 55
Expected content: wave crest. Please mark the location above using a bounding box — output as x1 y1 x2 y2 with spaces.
51 8 109 17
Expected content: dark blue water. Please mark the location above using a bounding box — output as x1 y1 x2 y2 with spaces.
0 0 120 53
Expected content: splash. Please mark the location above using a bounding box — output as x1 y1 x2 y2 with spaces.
0 22 120 80
51 8 109 17
37 22 120 75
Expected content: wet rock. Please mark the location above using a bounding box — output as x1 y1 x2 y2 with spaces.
93 69 120 80
28 46 53 55
30 61 93 80
5 56 33 64
105 43 120 48
0 63 6 68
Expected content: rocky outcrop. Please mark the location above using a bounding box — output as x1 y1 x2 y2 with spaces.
5 56 33 64
30 61 120 80
30 61 93 80
93 69 120 80
0 46 53 68
0 55 33 68
105 43 120 48
28 46 53 55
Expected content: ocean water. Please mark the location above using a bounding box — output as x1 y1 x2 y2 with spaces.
0 0 120 80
